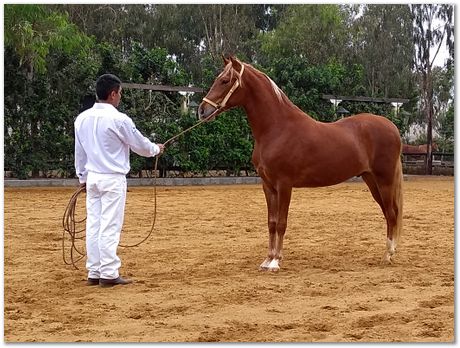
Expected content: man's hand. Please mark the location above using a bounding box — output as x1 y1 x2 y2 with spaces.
157 143 165 155
79 183 86 192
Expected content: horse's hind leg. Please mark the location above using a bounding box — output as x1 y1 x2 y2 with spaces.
374 163 403 264
378 184 399 264
260 182 277 270
363 173 393 262
362 173 384 212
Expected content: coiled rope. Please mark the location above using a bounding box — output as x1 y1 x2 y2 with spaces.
62 185 87 269
62 111 217 269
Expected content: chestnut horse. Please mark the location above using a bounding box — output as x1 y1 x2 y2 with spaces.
402 143 438 154
198 56 403 271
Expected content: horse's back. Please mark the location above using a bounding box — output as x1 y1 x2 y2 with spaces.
347 114 402 178
253 112 401 188
333 113 401 171
338 113 399 133
338 113 401 150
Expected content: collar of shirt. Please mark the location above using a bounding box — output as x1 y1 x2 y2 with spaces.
93 102 118 111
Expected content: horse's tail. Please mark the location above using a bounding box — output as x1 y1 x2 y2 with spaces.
393 159 403 245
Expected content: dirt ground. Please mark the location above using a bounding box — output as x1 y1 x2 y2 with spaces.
4 177 454 342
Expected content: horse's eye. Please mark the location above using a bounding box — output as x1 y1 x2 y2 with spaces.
221 78 230 85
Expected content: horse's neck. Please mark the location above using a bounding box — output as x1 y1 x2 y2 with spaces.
241 68 314 140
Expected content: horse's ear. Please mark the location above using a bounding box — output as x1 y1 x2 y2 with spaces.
230 56 242 69
222 54 230 65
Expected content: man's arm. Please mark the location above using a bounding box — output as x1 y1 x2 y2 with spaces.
74 131 88 184
118 117 164 157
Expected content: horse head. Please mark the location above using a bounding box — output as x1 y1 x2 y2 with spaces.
198 55 245 121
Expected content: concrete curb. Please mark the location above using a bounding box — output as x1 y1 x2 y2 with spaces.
3 175 451 188
4 177 264 187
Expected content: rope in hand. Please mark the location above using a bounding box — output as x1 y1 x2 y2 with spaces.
62 110 218 269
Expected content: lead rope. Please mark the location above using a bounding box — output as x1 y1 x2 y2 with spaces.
62 110 219 269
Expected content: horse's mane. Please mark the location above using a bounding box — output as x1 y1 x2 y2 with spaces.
228 57 303 113
244 62 304 113
259 71 283 103
242 63 286 104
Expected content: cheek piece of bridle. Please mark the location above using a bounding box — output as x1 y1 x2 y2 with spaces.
202 63 245 112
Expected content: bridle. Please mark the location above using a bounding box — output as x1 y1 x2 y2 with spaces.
202 63 245 110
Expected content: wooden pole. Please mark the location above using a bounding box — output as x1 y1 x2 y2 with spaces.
122 82 204 93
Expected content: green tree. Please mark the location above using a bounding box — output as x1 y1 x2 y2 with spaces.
262 56 363 122
53 4 274 86
4 4 91 78
350 5 415 99
259 5 348 66
4 4 94 178
438 105 454 152
432 65 454 152
411 4 454 173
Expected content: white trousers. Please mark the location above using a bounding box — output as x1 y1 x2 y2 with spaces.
85 172 127 280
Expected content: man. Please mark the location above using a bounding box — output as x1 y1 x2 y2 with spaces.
74 74 165 287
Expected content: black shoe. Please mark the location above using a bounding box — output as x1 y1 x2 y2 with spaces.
87 278 100 286
99 276 133 288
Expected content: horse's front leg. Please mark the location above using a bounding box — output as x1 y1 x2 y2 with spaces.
265 185 292 272
259 183 277 270
260 184 292 272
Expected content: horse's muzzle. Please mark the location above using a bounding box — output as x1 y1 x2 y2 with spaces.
198 102 218 121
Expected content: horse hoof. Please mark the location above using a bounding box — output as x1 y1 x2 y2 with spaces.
266 259 280 272
259 258 281 271
381 253 393 265
259 259 272 270
259 265 280 272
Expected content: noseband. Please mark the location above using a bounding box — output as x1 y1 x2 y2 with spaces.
202 63 245 110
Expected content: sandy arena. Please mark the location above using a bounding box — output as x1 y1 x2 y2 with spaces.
4 177 454 342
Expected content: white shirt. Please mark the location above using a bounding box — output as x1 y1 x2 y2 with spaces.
74 102 160 183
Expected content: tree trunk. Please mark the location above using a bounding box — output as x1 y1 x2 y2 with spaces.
425 63 434 175
26 61 40 178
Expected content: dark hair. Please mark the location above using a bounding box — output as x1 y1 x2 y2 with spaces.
79 93 96 113
95 74 121 100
